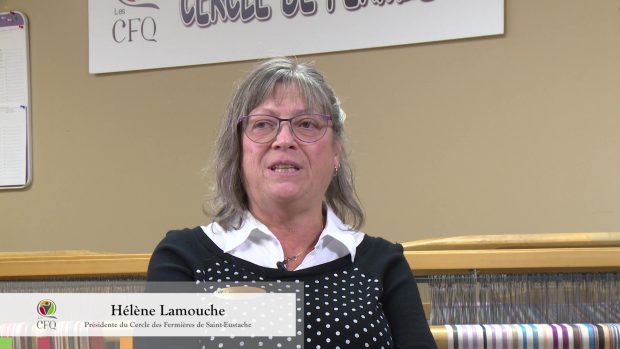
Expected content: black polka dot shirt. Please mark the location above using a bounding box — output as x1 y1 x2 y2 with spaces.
142 227 437 349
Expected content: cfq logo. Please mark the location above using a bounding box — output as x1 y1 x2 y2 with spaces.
37 299 57 318
37 299 57 330
113 0 159 43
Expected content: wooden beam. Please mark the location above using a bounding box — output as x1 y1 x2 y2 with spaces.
403 232 620 250
405 247 620 275
0 251 150 279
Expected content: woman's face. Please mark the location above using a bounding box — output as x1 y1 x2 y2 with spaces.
241 84 340 212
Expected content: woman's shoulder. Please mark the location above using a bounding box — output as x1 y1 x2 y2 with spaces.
351 234 405 271
353 234 415 286
161 225 222 245
159 226 205 244
147 226 222 281
156 226 226 258
357 234 404 256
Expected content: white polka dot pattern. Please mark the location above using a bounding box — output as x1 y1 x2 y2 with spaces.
194 261 394 348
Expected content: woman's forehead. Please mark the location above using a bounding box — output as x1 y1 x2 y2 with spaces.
254 83 325 113
270 84 303 101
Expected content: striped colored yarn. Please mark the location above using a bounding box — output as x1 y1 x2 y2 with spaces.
444 324 620 349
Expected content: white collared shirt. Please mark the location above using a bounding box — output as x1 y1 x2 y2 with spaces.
201 207 365 270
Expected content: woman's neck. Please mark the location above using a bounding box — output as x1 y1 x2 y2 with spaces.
249 202 325 265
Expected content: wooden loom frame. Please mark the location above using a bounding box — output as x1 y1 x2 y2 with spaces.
2 232 620 349
404 232 620 276
403 232 620 348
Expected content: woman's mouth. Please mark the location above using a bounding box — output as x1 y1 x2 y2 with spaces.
270 164 300 173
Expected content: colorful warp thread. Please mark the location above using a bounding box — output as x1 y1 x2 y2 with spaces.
0 338 12 349
445 324 620 349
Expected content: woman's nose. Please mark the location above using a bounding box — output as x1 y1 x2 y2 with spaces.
272 121 297 148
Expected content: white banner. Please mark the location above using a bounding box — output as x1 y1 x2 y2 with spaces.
88 0 504 73
0 293 297 337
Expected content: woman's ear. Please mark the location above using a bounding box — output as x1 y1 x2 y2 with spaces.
333 140 342 168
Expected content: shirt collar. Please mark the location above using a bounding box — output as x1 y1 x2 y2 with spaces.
317 207 360 261
211 206 360 261
212 211 269 253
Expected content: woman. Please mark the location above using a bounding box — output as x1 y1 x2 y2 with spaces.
147 57 436 348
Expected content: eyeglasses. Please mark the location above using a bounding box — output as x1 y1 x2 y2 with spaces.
238 113 333 144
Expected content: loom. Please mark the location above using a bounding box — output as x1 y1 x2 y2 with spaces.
1 232 619 348
404 232 620 348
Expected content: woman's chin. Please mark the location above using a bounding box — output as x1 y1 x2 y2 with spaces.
266 186 307 203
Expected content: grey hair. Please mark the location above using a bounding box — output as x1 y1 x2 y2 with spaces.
210 57 364 231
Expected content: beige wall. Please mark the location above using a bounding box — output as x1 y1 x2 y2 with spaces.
1 0 619 253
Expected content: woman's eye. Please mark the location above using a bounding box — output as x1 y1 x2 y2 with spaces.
253 120 275 129
297 119 318 129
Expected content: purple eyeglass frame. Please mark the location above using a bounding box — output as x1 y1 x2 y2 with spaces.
237 113 333 143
